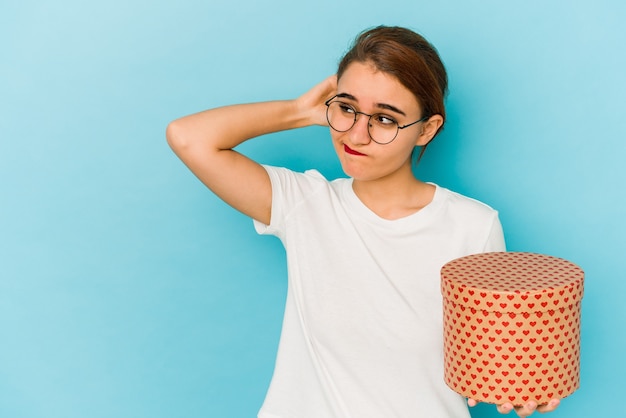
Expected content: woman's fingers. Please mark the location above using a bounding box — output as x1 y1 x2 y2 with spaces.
467 398 479 407
536 399 560 413
513 401 538 416
469 398 560 416
496 402 515 414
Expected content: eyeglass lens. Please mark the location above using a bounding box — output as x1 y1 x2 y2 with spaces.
326 101 399 144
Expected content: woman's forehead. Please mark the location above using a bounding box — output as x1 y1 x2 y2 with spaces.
337 62 420 112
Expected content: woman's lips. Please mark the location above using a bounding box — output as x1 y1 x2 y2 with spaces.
344 144 366 156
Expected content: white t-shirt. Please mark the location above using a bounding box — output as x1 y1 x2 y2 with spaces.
254 166 506 418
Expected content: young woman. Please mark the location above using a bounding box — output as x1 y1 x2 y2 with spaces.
167 26 560 418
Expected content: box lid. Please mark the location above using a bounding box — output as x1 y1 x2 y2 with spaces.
441 252 584 314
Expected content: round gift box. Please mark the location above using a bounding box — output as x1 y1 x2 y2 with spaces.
440 252 584 406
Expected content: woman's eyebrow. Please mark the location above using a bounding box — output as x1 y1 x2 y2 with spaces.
335 92 406 116
376 103 406 116
336 92 357 101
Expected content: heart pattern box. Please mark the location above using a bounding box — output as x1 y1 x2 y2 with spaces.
440 252 584 406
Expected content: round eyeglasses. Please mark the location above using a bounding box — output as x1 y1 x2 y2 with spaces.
324 96 429 145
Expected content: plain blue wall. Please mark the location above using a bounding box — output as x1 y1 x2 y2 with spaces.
2 1 624 417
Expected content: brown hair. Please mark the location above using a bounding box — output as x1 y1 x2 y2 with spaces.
337 26 448 160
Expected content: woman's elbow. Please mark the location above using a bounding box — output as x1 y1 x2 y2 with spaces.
166 119 188 152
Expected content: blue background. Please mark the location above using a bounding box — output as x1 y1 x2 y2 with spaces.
2 1 624 417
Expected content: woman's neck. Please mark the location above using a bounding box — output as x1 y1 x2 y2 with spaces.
352 173 435 220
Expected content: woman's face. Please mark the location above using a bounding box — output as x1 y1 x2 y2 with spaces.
330 61 431 182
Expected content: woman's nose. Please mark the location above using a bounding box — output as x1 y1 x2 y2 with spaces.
348 115 372 145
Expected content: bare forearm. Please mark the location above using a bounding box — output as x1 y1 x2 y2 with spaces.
166 100 312 154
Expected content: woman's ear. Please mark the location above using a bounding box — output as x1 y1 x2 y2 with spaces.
415 114 444 146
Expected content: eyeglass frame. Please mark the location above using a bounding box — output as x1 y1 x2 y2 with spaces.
324 95 430 145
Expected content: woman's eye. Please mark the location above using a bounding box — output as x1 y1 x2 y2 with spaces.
338 103 356 114
374 114 396 125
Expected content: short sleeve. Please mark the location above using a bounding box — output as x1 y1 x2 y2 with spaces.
482 213 506 252
252 165 328 239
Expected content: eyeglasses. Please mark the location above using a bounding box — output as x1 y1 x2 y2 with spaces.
324 96 429 145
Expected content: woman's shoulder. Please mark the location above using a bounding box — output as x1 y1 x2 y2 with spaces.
434 184 499 217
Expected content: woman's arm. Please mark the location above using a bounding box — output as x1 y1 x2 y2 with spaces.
166 76 337 225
